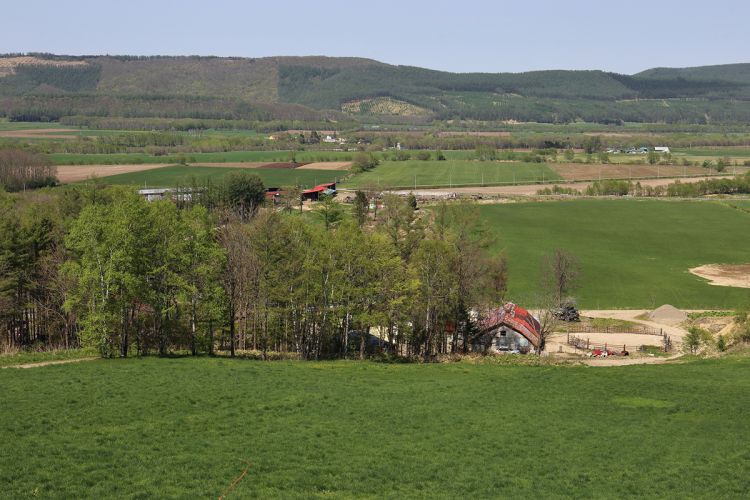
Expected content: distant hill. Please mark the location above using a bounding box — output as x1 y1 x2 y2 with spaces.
2 54 750 125
636 63 750 83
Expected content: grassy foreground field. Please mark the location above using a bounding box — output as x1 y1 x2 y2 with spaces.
1 356 749 497
480 199 750 309
98 165 342 188
343 160 561 188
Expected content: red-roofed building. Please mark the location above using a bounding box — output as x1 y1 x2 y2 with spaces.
475 303 541 354
302 182 336 201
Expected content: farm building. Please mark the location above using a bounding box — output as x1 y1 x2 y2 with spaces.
654 146 671 154
474 303 541 354
302 182 337 201
137 188 196 202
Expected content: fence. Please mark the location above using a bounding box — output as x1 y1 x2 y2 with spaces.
567 334 673 354
560 323 664 336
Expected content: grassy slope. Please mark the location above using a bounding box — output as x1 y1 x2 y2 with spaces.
343 161 560 189
1 356 749 497
99 166 342 189
480 199 750 309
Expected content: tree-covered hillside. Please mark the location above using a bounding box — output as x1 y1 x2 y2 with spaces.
2 53 750 124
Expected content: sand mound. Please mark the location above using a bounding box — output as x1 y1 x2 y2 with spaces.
690 264 750 289
647 305 688 326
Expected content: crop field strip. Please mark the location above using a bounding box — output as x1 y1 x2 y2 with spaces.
342 160 561 189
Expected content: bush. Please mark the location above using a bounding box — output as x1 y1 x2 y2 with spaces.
416 151 431 161
351 152 379 173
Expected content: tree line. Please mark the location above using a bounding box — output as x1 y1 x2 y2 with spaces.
1 178 512 361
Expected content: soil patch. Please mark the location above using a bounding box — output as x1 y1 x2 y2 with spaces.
56 164 171 183
296 161 352 171
690 264 750 289
0 128 81 140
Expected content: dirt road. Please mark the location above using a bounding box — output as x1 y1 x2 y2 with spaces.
1 357 97 369
386 175 738 197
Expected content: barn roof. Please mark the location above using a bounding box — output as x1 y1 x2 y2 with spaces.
477 303 542 348
303 182 336 194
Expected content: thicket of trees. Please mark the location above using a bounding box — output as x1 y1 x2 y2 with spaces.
1 183 509 360
0 149 57 191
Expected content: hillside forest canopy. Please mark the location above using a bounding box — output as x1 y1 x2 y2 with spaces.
4 54 750 125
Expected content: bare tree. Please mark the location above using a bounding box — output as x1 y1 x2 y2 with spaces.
541 248 581 308
532 291 560 355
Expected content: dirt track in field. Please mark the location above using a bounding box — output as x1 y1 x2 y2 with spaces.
690 264 750 288
190 162 278 168
551 163 706 181
296 161 352 170
384 175 738 197
0 128 81 139
56 164 171 183
436 131 511 137
1 357 97 369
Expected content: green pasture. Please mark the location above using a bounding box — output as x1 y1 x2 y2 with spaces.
480 199 750 309
343 161 560 188
1 355 749 497
96 165 342 189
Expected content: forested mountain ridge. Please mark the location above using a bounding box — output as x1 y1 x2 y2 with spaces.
2 54 750 124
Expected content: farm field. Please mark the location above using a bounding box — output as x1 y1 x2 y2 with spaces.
673 147 750 157
550 163 708 181
48 150 357 165
479 199 750 309
343 160 561 189
2 356 749 498
97 165 342 188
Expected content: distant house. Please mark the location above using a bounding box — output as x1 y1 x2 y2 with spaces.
654 146 671 154
473 303 542 354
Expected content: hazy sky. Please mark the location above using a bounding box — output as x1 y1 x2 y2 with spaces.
2 0 748 74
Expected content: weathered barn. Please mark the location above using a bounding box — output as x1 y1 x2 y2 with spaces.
474 303 541 354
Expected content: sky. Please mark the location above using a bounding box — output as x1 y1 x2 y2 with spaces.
2 0 749 75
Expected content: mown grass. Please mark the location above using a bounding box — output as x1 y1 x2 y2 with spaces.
96 166 342 189
343 160 560 188
1 356 749 498
479 199 750 309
